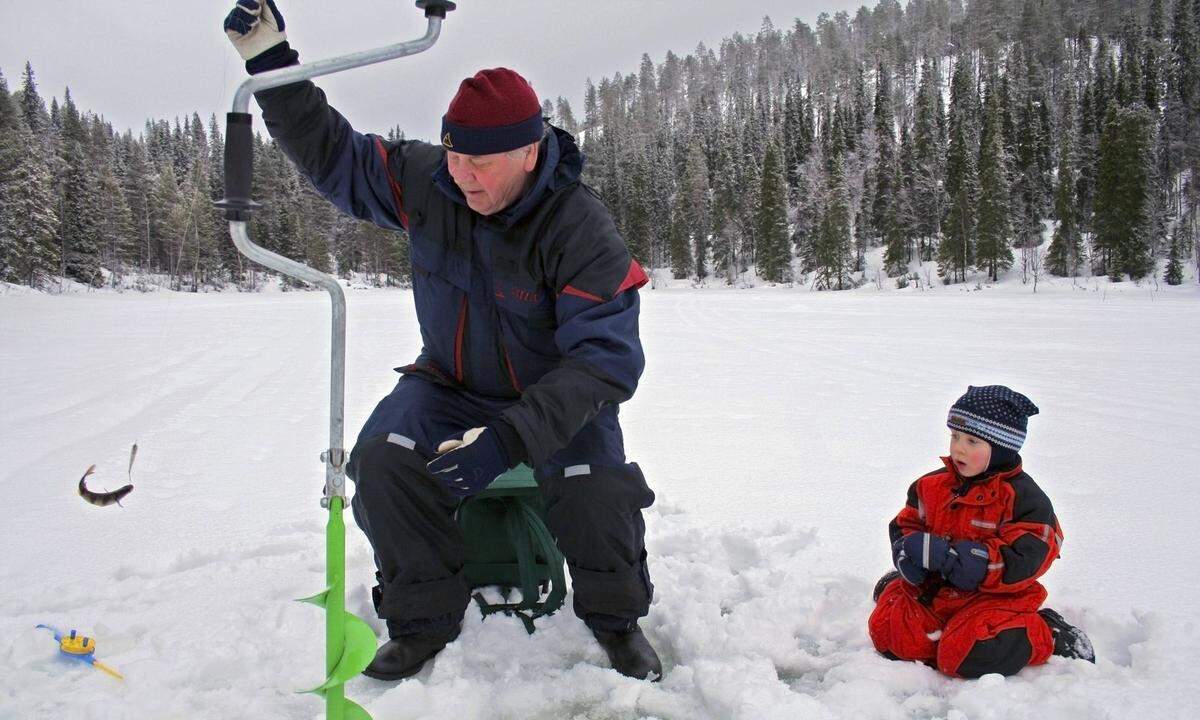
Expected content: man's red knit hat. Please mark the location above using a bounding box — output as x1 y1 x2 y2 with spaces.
441 68 543 155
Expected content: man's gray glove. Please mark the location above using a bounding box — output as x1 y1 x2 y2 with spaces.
224 0 287 61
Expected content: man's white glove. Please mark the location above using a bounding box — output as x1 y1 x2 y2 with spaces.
223 0 287 61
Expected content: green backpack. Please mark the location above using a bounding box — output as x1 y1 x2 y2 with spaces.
457 465 566 633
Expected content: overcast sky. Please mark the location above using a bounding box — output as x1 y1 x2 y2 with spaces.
1 0 868 143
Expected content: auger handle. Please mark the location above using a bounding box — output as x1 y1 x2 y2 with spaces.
214 11 459 720
216 2 454 221
214 113 258 221
215 2 453 505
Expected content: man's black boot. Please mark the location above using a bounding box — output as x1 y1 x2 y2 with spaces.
1038 608 1096 663
592 624 663 681
362 628 460 681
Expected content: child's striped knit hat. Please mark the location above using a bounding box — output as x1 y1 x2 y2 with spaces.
947 385 1039 452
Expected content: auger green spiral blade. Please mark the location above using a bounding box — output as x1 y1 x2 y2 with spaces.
297 496 376 720
303 612 377 692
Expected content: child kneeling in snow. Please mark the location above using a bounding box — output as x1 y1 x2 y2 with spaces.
868 385 1095 677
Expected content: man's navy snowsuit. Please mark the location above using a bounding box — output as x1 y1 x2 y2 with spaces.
253 69 654 637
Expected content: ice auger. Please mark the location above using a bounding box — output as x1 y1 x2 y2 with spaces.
216 3 456 718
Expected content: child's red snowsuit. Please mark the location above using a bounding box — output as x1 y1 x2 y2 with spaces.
868 457 1063 677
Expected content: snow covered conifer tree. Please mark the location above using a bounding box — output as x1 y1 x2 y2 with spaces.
782 78 809 197
54 89 103 285
882 159 910 277
680 135 711 280
938 55 979 284
297 183 333 278
90 120 135 285
1094 104 1156 280
812 153 853 290
709 123 742 284
1116 19 1146 110
554 97 578 136
976 66 1013 282
872 61 896 245
883 119 915 276
667 188 692 280
1145 0 1168 111
1047 110 1084 277
120 134 154 272
912 56 946 263
853 64 868 142
622 150 653 266
1164 227 1185 285
1168 0 1200 182
854 168 873 272
1013 89 1046 282
1093 36 1117 137
1075 81 1098 237
792 150 823 271
150 161 185 282
208 115 242 280
1166 0 1200 253
0 69 59 285
16 61 49 141
672 182 691 280
0 68 19 278
1 140 59 286
754 141 790 283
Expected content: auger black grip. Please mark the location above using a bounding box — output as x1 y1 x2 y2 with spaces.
214 112 260 221
416 0 456 19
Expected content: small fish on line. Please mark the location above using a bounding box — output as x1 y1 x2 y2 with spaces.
78 465 133 507
78 443 137 507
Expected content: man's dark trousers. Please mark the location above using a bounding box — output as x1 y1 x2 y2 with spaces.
346 375 655 637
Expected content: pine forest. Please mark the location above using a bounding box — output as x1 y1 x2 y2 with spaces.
1 0 1198 291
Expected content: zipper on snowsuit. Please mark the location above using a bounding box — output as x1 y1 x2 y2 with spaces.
454 295 468 384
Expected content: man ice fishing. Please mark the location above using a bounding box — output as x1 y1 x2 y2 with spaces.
223 0 661 681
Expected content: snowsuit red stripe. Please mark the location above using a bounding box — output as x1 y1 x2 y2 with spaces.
869 458 1061 677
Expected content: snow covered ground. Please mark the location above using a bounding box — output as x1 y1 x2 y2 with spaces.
2 273 1199 719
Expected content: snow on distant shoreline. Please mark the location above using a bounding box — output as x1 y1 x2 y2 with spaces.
5 244 1199 299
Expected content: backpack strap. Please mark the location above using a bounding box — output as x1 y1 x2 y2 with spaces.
515 496 567 617
506 496 540 613
470 495 566 634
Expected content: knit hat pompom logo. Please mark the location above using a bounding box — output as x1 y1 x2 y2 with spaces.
441 68 542 155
